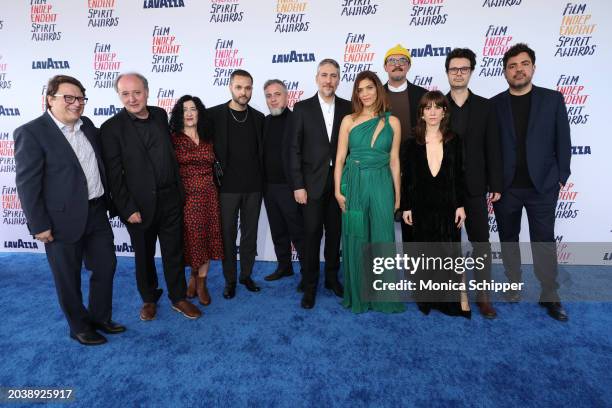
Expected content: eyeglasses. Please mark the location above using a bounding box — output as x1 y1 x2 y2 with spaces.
54 94 88 105
448 67 471 75
386 57 410 66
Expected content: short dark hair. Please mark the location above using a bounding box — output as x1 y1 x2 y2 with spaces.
45 75 86 109
445 48 476 72
503 43 536 69
263 79 287 92
230 69 253 84
169 95 212 142
114 72 149 93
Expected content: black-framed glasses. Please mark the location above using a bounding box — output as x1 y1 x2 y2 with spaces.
386 57 410 66
54 94 88 105
448 67 471 75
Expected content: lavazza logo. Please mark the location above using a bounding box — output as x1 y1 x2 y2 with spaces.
31 57 70 70
272 50 315 64
143 0 185 8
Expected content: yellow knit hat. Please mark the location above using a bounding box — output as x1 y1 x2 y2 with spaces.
384 44 411 64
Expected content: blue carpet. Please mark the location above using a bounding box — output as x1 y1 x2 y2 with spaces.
0 253 611 407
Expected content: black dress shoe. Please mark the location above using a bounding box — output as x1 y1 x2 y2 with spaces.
325 281 344 298
239 277 261 292
264 269 294 281
301 291 316 309
539 302 569 322
223 285 236 299
70 331 107 346
92 320 126 334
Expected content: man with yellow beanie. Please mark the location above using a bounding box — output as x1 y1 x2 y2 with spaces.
382 44 427 242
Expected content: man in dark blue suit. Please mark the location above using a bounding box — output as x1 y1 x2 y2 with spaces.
14 75 124 345
492 44 571 321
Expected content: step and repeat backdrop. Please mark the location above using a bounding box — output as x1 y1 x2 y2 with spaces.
0 0 610 260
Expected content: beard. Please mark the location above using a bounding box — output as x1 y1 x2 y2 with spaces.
269 107 285 116
231 94 250 107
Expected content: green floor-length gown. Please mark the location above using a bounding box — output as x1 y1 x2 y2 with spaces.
340 113 405 313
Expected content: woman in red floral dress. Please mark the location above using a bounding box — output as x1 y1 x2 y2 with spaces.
170 95 223 306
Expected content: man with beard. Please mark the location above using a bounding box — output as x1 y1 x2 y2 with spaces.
445 48 503 319
261 79 305 282
208 69 265 299
382 44 427 242
288 59 352 309
492 43 571 321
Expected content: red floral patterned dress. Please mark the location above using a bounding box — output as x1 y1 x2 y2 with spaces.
172 133 224 268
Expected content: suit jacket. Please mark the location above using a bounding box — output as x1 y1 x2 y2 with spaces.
447 90 503 196
99 106 183 229
288 93 352 199
14 112 113 243
492 85 571 193
207 101 265 177
263 108 292 183
383 81 427 133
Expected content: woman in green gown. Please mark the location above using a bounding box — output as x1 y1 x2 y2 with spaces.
334 70 405 313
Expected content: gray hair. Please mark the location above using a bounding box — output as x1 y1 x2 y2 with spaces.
263 79 287 92
114 72 149 93
317 58 340 74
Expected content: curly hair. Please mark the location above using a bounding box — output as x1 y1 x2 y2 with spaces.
169 95 211 142
414 91 454 145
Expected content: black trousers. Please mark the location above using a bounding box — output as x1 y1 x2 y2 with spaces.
126 186 186 304
264 183 305 272
464 194 492 285
493 186 560 301
301 170 342 292
45 199 117 334
219 191 262 285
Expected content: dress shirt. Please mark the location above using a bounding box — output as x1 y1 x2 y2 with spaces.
49 112 104 200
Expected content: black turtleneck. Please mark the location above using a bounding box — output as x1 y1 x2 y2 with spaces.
264 108 290 184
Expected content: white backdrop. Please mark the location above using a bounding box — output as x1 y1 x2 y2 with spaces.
1 0 610 260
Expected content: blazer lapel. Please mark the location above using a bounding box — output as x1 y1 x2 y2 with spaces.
525 85 541 143
330 96 344 146
310 94 330 145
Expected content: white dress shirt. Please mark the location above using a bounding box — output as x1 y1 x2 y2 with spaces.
317 92 335 142
387 81 408 92
49 112 104 200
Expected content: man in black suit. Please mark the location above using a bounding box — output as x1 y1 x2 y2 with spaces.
15 75 124 345
207 69 265 299
288 58 352 309
445 48 503 319
382 44 427 242
492 43 571 321
262 79 304 282
100 72 201 321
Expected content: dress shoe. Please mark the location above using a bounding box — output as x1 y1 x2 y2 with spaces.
223 285 236 299
476 293 497 319
539 301 568 322
503 289 522 303
301 291 316 309
139 302 157 321
264 268 294 281
197 276 211 306
171 300 202 319
325 281 344 298
70 330 107 346
186 271 197 299
297 280 304 293
239 277 261 292
92 320 126 334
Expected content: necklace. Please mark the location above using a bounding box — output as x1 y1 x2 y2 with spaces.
229 107 248 123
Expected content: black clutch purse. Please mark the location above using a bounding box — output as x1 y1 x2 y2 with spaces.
394 209 403 222
213 158 223 188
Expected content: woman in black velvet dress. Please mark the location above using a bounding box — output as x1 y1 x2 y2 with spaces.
400 91 470 318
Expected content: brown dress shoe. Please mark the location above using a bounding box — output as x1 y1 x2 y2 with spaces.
140 302 157 321
476 292 497 319
197 276 211 306
186 271 197 299
171 300 202 319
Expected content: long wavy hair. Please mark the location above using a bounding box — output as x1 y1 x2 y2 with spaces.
169 95 211 142
351 70 389 118
414 91 453 145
